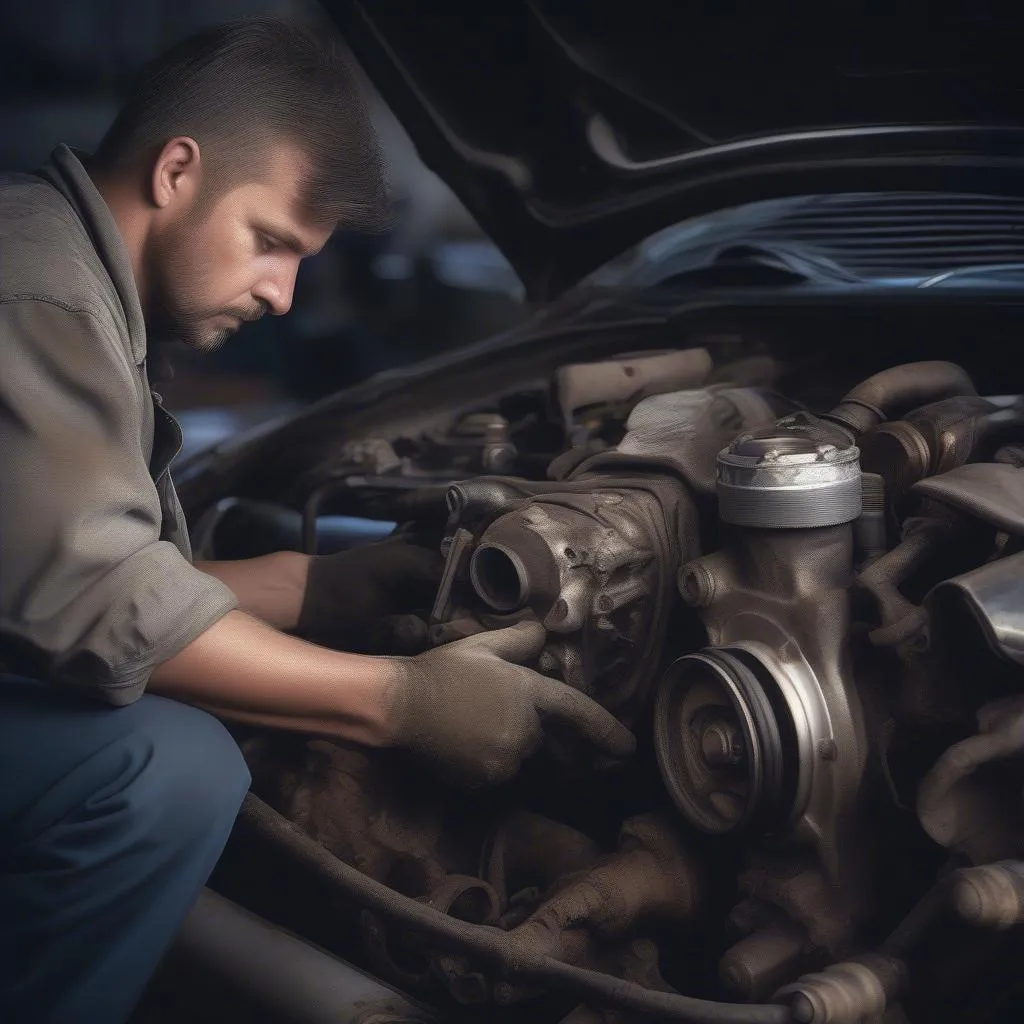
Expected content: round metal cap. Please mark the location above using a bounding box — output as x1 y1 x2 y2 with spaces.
717 415 862 528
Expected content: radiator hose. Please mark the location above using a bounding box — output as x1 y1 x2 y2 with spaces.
827 361 976 436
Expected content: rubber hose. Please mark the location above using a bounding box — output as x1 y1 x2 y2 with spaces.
239 793 792 1024
828 362 976 435
880 877 953 958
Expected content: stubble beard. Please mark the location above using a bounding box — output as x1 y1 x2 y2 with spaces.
143 216 259 355
144 254 233 354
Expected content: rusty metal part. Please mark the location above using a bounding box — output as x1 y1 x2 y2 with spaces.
917 695 1024 863
482 811 602 908
424 875 502 1004
719 921 815 1003
951 861 1024 929
508 814 702 969
737 854 861 958
776 953 907 1024
241 795 794 1024
241 738 449 891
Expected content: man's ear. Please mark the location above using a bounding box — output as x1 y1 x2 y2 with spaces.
150 136 202 211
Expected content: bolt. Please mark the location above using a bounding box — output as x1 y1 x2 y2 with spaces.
701 719 745 768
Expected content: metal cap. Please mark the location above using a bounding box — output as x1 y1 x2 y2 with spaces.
717 415 862 528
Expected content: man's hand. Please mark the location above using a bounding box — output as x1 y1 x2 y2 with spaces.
382 621 636 788
296 537 443 652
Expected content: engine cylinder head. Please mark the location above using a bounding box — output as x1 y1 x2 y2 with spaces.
716 415 862 528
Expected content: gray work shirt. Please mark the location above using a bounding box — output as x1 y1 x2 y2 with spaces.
0 144 239 705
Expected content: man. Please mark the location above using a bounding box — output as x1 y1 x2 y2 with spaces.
0 18 635 1024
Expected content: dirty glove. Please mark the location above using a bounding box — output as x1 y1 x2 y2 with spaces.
383 620 636 788
296 536 444 653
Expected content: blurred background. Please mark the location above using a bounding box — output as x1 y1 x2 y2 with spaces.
0 0 528 460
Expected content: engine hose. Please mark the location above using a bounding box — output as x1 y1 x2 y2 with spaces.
879 875 954 958
239 793 793 1024
827 361 976 436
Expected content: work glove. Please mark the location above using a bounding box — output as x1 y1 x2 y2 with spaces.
383 620 636 789
296 535 444 653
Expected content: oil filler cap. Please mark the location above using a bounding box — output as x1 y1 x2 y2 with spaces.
716 414 861 528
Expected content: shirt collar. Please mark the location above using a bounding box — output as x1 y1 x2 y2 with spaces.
35 144 148 366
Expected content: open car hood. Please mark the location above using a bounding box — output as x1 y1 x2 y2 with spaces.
324 1 1024 300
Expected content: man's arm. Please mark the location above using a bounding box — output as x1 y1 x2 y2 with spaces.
148 614 637 789
147 608 391 745
193 552 311 632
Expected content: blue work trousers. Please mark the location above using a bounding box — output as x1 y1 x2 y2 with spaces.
0 672 251 1023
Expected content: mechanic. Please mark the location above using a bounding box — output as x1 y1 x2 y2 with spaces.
0 18 635 1024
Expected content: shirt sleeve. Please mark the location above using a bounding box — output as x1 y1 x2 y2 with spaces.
0 298 239 705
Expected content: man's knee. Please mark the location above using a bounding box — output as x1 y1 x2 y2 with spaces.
125 695 251 846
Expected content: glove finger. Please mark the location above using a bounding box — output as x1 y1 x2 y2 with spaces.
450 621 547 663
531 681 636 759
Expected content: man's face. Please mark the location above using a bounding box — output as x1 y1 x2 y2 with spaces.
145 144 334 352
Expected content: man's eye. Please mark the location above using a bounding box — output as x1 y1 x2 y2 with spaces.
257 233 278 253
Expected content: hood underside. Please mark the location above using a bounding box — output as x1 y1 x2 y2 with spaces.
325 1 1024 300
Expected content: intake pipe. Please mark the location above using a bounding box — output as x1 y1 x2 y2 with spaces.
826 362 977 436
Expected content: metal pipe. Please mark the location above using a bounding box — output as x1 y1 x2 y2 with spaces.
160 887 440 1022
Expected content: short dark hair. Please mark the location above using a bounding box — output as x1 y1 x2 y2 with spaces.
93 17 390 232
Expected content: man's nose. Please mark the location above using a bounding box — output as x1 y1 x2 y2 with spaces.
252 263 298 316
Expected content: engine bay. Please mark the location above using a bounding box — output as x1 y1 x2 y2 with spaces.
198 331 1024 1023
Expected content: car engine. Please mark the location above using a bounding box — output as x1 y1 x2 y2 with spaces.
222 352 1024 1024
